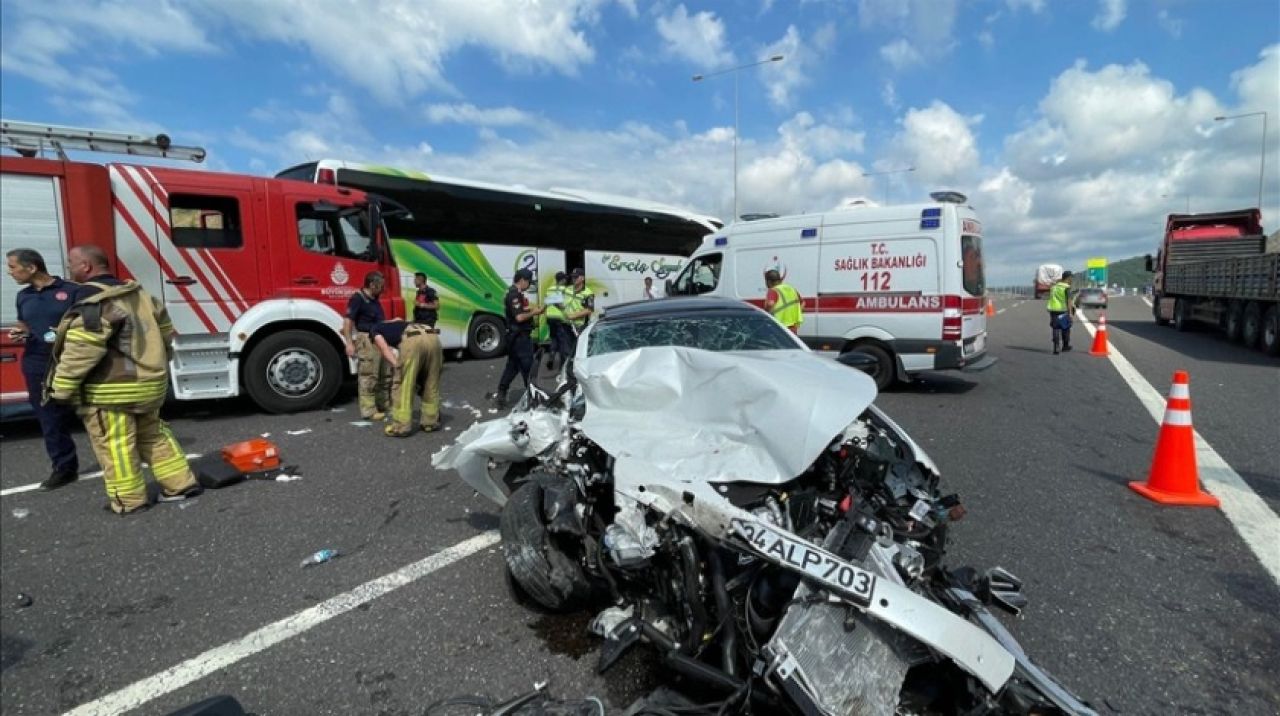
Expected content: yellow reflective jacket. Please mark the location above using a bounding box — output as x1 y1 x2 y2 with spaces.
770 283 804 328
46 280 174 411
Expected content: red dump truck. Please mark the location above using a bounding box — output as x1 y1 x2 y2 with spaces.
1146 208 1279 355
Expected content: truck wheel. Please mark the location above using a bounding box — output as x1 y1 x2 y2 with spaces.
848 343 895 392
1153 296 1170 327
1225 302 1245 343
1262 306 1280 356
1241 302 1263 349
468 315 507 360
499 480 591 612
1173 299 1192 332
243 330 343 414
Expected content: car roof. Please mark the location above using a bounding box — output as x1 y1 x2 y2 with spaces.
597 296 767 323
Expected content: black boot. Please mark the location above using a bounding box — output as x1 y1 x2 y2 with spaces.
40 468 79 491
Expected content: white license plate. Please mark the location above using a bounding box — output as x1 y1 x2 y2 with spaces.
731 518 876 606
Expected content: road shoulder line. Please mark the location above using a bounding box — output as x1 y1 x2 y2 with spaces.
1076 310 1280 585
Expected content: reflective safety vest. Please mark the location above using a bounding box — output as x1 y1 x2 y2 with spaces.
544 285 568 322
566 285 595 328
770 283 804 328
1046 282 1069 312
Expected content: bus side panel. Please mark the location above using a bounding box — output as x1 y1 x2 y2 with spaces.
584 250 687 304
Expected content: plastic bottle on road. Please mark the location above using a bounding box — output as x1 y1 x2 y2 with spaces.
300 549 339 568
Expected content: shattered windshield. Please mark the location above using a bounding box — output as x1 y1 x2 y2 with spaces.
586 314 800 356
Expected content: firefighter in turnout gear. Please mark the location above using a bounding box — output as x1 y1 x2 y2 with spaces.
48 246 200 514
763 269 803 334
372 319 444 437
344 271 391 420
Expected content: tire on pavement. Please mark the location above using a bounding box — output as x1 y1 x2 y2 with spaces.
847 343 895 392
1173 298 1192 332
499 480 591 612
1225 301 1245 343
1241 302 1263 349
468 314 507 360
243 329 343 414
1261 305 1280 356
1153 296 1170 327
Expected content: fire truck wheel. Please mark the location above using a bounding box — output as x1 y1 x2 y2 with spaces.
1262 305 1280 356
468 315 507 360
244 330 343 414
848 343 895 392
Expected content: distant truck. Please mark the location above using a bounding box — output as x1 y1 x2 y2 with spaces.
1034 263 1062 299
1145 209 1279 355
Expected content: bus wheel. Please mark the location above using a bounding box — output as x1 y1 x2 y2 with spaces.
244 330 342 414
848 344 895 392
468 315 507 360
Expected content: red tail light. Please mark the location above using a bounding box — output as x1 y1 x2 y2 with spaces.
942 295 962 340
317 167 336 185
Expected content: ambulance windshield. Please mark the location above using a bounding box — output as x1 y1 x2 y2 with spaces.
670 253 722 295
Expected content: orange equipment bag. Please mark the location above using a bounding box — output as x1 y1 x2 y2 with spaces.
222 438 281 473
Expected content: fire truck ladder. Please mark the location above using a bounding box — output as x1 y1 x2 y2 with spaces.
0 119 206 163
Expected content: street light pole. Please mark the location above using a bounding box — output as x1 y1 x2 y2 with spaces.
694 54 784 222
862 166 915 205
1215 111 1268 210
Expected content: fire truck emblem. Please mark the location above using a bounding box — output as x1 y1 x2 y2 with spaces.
330 262 350 286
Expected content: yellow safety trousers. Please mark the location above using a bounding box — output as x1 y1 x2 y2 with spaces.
355 332 390 418
83 407 197 513
386 330 444 435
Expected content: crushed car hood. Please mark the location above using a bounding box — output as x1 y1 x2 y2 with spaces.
574 346 877 486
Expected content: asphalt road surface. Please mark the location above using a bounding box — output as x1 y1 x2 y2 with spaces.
1 294 1276 716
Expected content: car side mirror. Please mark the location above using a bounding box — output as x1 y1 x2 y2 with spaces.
837 352 878 376
1144 254 1153 272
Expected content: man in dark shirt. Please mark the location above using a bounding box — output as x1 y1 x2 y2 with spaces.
7 248 80 489
488 269 543 409
412 272 440 327
343 271 390 419
371 317 444 436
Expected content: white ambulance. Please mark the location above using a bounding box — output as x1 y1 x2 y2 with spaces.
665 192 995 389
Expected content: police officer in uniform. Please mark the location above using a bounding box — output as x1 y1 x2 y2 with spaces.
543 271 572 370
371 318 444 436
763 269 803 334
6 248 80 490
1046 270 1078 354
412 272 440 327
488 269 543 409
49 246 200 515
343 271 390 419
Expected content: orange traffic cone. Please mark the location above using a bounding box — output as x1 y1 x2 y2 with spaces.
1089 314 1110 356
1128 372 1219 507
985 299 996 317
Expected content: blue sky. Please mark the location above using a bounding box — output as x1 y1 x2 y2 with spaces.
1 0 1277 283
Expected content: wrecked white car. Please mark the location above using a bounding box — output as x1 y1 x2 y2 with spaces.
434 297 1095 715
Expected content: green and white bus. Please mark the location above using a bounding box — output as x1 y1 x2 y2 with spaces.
276 159 720 358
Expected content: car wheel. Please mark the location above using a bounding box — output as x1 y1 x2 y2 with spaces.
468 315 507 360
1262 305 1280 356
243 330 343 414
1225 302 1245 343
1241 302 1263 348
848 343 895 392
499 480 591 612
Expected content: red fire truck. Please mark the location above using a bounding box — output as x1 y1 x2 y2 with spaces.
1 121 405 417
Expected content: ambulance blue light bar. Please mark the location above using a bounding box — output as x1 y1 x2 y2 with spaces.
801 228 817 238
714 237 728 246
920 218 941 229
921 207 942 218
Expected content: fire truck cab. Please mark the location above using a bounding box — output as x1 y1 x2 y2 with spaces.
1 120 404 416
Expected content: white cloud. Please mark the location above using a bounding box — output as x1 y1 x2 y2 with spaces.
891 101 981 183
881 80 900 110
977 30 995 50
656 4 734 69
423 103 540 127
760 25 813 109
1157 10 1184 38
777 112 865 158
1006 0 1045 12
880 39 924 70
1092 0 1126 32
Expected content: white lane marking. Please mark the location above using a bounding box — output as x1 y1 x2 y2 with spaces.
1141 296 1153 307
996 308 1007 314
1 455 201 498
64 531 501 716
1076 310 1280 585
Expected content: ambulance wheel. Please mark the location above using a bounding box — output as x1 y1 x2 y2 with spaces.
468 315 507 360
849 344 895 391
244 330 342 414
